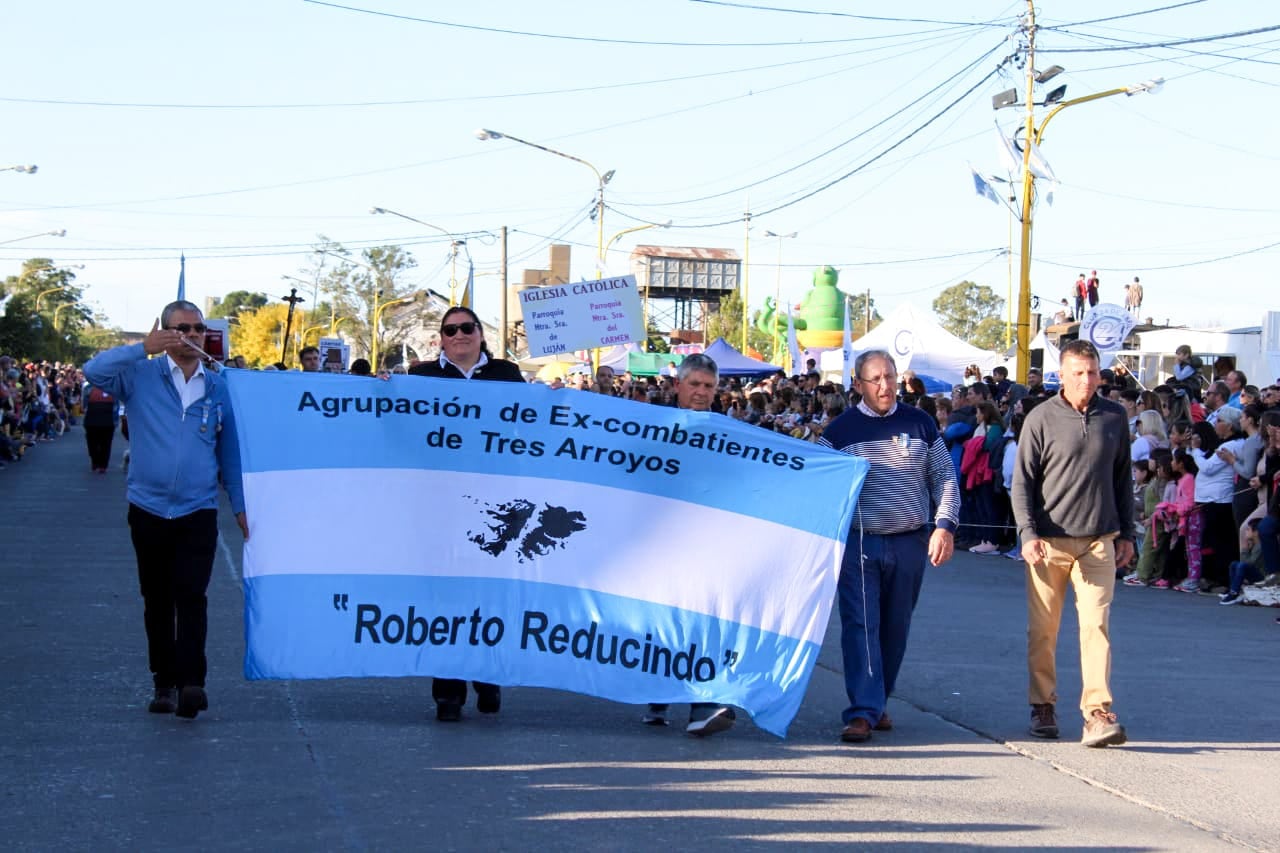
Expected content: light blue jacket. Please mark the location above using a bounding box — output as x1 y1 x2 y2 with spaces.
83 344 245 517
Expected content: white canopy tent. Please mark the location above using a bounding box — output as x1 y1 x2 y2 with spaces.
820 303 1006 386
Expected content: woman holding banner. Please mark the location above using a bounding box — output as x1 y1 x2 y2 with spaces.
409 306 523 721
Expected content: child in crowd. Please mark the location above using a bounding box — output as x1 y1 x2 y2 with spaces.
1151 449 1197 589
1127 450 1172 586
1220 520 1265 606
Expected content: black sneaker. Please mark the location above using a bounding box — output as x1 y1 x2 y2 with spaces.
1219 591 1242 606
686 706 735 737
475 687 501 714
641 704 669 726
175 686 208 719
1029 703 1059 739
435 701 462 722
148 687 177 714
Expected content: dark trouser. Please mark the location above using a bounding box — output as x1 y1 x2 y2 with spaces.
1074 296 1085 319
1199 502 1238 587
1260 516 1280 575
84 424 114 469
1228 561 1264 594
432 678 499 707
972 480 996 543
838 526 928 725
127 505 219 689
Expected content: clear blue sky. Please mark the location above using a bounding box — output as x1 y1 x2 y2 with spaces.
2 0 1277 337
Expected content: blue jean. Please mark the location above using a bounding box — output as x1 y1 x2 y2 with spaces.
1228 560 1263 594
1260 516 1280 576
838 527 929 725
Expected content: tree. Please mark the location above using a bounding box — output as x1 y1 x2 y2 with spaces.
704 290 772 358
309 239 418 363
932 280 1006 351
847 292 884 337
0 259 94 362
207 290 269 321
231 303 293 367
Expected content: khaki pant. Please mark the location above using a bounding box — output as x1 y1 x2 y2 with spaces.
1026 534 1116 720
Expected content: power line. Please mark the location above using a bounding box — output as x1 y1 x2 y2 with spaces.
615 39 1008 208
1035 239 1280 272
1044 0 1208 29
301 0 970 48
1039 24 1280 53
0 35 965 110
687 0 1014 28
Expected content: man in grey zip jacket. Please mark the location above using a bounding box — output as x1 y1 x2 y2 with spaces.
1011 339 1133 749
83 300 247 720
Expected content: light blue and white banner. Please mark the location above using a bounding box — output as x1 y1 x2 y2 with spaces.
226 372 867 736
1079 303 1137 365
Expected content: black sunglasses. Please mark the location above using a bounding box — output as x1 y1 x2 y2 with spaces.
441 321 478 337
167 323 207 334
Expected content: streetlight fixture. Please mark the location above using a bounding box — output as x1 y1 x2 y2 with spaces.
372 291 417 374
604 221 671 340
370 206 466 305
764 230 798 365
1 164 38 174
0 229 66 246
53 301 78 331
475 128 614 277
1003 2 1164 383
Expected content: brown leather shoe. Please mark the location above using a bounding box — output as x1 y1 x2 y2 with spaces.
840 718 872 743
874 712 893 731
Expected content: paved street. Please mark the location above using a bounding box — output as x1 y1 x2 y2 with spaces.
3 430 1277 852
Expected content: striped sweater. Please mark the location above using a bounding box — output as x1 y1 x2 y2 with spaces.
819 401 960 535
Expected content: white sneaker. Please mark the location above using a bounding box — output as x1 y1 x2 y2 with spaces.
969 542 998 554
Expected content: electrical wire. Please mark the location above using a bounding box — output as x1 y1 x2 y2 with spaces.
1038 24 1280 53
687 0 1015 28
1042 0 1208 29
610 58 1009 229
301 0 973 48
616 39 1008 208
1035 239 1280 272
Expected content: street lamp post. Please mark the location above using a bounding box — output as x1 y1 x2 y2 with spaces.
0 229 65 247
475 128 614 277
605 221 671 342
53 301 77 331
370 207 467 305
1006 2 1162 382
1 164 38 174
372 292 417 374
764 230 797 364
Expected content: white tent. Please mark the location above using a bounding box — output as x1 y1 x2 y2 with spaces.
820 303 1006 386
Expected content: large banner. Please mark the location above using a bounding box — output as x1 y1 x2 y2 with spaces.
226 373 867 736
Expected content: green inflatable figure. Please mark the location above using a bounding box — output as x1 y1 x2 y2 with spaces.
756 266 847 348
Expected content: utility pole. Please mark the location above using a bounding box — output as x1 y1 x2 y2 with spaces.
865 288 871 336
741 207 752 352
499 226 509 358
1014 0 1038 384
280 288 305 365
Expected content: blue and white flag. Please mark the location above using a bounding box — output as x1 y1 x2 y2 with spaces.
969 164 1001 205
226 373 868 737
176 253 186 301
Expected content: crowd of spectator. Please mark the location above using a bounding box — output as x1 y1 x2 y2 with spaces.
0 355 84 469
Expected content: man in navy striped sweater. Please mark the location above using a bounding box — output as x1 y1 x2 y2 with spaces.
819 350 960 743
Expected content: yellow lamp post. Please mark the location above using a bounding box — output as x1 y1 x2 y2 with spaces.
1007 2 1162 382
604 221 670 341
764 230 797 364
53 301 77 330
370 207 466 305
0 229 65 247
371 292 417 375
35 286 67 312
476 128 613 278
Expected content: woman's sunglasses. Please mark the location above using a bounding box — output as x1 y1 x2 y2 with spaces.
167 323 208 334
441 322 478 337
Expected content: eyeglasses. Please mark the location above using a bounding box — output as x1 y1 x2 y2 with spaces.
441 321 478 337
857 374 897 387
167 323 207 334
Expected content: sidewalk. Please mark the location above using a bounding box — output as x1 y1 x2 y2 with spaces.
0 430 1267 851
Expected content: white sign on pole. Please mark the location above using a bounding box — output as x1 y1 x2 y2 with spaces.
520 275 645 357
318 336 350 372
1078 303 1137 364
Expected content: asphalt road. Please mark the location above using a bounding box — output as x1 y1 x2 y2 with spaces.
2 429 1276 852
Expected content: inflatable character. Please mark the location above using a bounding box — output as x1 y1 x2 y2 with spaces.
754 266 847 349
